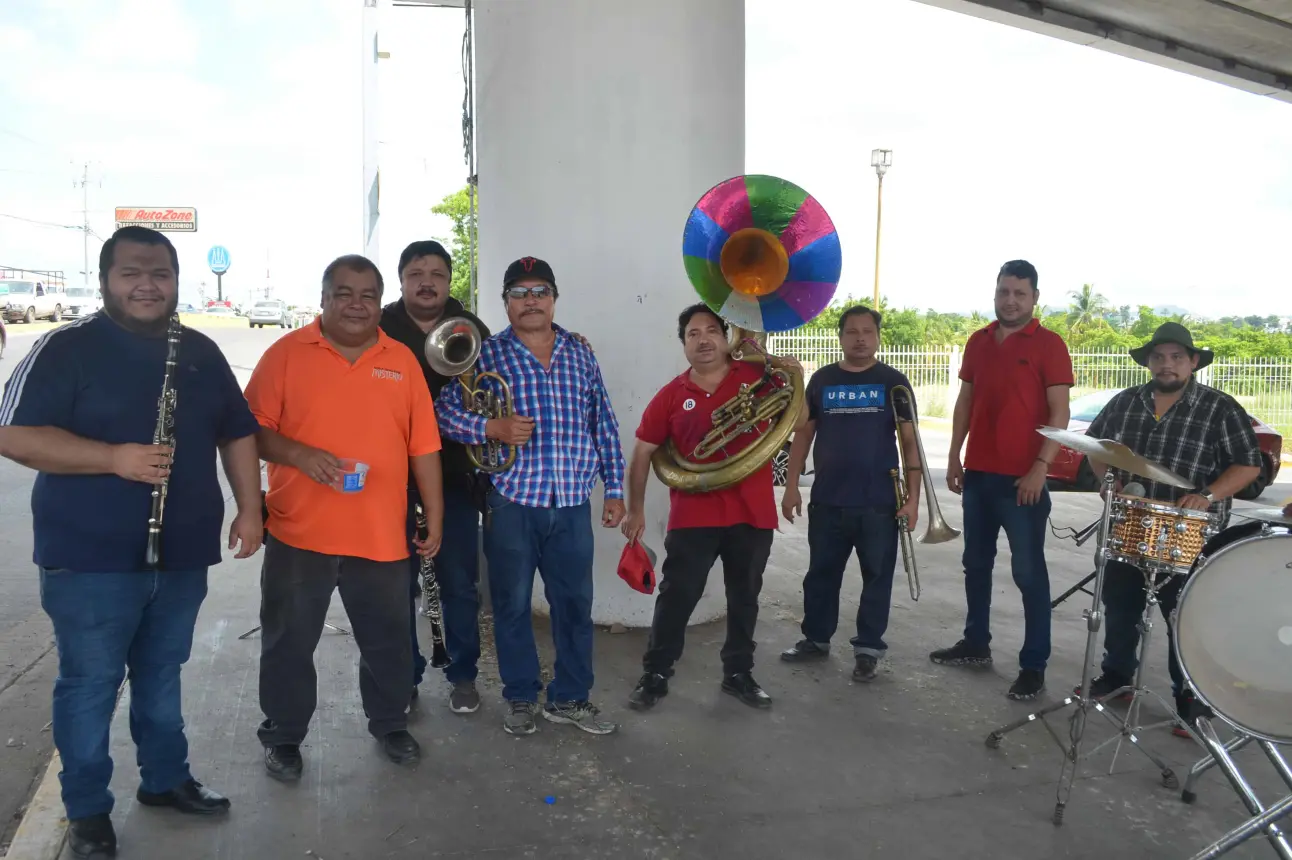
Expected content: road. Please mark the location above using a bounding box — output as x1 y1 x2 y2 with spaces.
0 321 1288 853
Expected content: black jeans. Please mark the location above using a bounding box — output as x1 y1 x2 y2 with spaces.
1100 560 1185 696
406 485 482 686
257 536 412 745
800 503 899 657
642 525 773 677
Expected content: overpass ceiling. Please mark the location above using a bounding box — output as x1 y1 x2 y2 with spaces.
915 0 1292 103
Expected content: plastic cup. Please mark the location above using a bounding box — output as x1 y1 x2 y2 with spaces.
336 458 369 493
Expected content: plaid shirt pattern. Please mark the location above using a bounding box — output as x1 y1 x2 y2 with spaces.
1085 379 1262 522
435 324 626 508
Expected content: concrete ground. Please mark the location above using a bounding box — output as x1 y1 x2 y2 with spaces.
3 321 1291 859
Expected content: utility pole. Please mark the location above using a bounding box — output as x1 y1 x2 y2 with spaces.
73 162 92 286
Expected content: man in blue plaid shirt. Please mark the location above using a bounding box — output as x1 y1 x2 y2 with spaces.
435 256 627 737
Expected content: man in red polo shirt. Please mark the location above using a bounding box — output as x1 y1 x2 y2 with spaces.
930 260 1073 701
621 303 802 711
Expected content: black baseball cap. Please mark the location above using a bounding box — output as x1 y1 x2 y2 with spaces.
503 256 557 291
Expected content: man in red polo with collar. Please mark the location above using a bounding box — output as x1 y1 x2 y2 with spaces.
621 303 803 711
930 260 1073 701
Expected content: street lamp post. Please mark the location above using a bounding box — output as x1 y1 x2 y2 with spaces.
870 148 892 308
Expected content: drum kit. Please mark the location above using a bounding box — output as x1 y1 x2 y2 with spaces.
983 427 1292 858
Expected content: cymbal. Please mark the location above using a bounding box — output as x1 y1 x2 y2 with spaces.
1233 507 1292 527
1036 426 1194 489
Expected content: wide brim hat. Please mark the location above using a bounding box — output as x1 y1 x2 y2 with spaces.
1129 322 1213 370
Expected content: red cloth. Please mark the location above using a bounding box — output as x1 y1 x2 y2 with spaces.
635 361 778 531
617 540 657 594
960 318 1074 477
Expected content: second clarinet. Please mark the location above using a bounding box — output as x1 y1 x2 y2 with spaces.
415 502 451 669
144 314 182 570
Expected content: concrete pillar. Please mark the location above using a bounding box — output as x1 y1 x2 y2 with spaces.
474 0 745 626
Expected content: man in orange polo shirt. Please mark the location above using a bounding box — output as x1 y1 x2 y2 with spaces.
244 254 444 779
930 260 1073 701
622 303 803 711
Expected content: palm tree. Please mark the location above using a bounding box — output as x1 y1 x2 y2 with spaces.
1067 284 1111 332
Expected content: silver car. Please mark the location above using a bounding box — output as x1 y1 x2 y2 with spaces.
249 300 289 329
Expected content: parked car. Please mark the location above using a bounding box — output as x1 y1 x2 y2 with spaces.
249 300 289 328
1 278 68 323
1047 389 1282 500
204 305 237 317
62 286 102 319
0 318 6 359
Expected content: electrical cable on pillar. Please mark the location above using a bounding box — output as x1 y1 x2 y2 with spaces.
461 0 478 316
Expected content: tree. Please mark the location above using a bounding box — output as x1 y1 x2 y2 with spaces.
430 185 479 307
1066 283 1110 333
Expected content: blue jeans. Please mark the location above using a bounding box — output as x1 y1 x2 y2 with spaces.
961 470 1052 671
800 504 899 657
407 486 481 686
38 567 208 820
483 491 595 704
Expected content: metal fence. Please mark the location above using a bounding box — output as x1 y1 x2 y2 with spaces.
767 333 1292 436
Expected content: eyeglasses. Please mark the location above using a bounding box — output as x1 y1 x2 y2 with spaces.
504 285 553 300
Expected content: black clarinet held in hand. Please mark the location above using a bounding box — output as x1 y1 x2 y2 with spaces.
415 502 451 669
144 315 182 570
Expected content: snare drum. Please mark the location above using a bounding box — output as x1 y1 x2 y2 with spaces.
1107 494 1223 575
1173 526 1292 744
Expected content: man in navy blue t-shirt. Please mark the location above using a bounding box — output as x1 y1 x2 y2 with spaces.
0 227 263 859
779 306 923 682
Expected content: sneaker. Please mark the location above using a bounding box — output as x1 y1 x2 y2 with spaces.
450 682 481 714
852 654 879 682
1074 672 1132 702
721 672 773 708
1007 669 1046 701
1172 691 1215 738
543 700 618 735
780 639 829 662
503 700 538 736
929 639 993 667
628 672 669 710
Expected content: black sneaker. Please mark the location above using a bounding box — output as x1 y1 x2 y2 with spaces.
1173 691 1215 738
721 672 772 708
628 672 669 710
780 640 829 662
852 654 879 682
1008 669 1046 701
1074 672 1132 702
929 639 992 667
264 744 303 782
67 813 116 858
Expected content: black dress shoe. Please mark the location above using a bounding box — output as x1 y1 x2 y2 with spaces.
265 744 303 782
721 672 772 708
628 672 668 710
136 779 230 815
381 730 421 764
67 813 116 858
780 639 829 662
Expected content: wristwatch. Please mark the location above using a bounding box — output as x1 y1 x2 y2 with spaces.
1199 487 1215 502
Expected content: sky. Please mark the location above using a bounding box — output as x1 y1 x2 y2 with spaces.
1 0 1290 318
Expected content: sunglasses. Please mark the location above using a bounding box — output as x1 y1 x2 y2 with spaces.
504 285 554 300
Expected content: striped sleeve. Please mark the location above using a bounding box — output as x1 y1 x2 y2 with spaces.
0 329 78 428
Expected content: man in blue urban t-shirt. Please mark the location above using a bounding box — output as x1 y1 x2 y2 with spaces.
0 227 264 859
778 305 922 682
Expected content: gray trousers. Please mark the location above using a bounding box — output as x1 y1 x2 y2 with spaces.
256 535 412 745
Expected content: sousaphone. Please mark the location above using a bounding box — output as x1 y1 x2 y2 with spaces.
653 175 842 493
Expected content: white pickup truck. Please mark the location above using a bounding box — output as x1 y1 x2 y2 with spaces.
0 270 70 324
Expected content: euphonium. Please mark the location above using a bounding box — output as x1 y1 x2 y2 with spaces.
654 175 841 494
423 316 516 472
890 384 961 600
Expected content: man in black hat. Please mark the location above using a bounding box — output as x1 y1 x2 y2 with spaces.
434 256 627 738
1080 321 1262 730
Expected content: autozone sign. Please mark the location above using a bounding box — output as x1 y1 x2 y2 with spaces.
114 207 198 232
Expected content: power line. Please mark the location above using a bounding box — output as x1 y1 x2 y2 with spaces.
0 212 81 230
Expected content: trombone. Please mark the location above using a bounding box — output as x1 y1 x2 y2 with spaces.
423 316 517 472
891 385 961 601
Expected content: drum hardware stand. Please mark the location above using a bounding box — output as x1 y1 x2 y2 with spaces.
1050 517 1102 609
238 621 350 640
1182 719 1292 859
985 472 1177 825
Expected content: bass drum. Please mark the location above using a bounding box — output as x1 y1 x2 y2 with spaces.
1173 525 1292 744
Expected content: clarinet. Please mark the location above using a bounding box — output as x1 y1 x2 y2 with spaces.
415 502 451 669
144 315 182 570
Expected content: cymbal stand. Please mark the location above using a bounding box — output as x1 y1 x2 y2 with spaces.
985 472 1177 825
1183 718 1292 859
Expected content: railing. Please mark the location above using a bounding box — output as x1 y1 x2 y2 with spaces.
767 333 1292 437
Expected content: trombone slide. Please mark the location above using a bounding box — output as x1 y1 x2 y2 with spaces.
891 468 920 602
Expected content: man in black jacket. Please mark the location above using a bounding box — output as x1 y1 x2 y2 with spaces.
380 241 490 715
